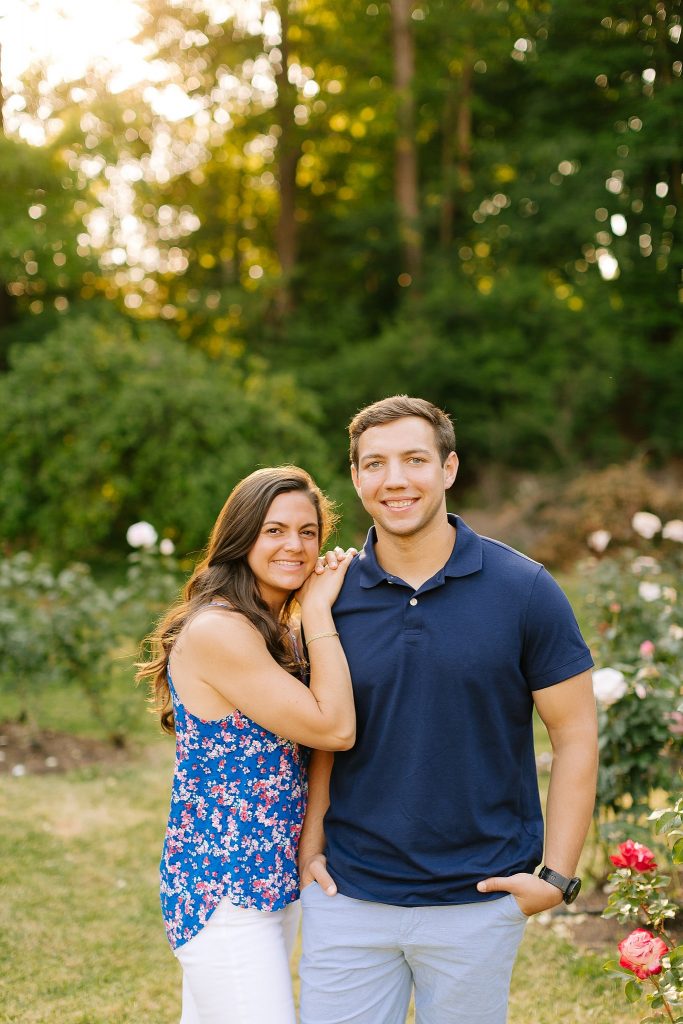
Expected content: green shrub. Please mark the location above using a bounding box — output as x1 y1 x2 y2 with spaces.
0 311 331 559
0 547 182 739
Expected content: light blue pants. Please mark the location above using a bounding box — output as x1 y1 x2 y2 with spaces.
299 884 527 1024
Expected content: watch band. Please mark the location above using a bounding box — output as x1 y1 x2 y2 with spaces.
539 865 581 905
539 866 571 892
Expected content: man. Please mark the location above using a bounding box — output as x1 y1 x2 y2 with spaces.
299 395 598 1024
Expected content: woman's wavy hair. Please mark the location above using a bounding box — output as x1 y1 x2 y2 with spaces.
136 466 337 734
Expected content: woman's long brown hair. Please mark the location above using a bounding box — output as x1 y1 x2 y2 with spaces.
136 466 337 733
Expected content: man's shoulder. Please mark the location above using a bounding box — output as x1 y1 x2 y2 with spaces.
474 531 576 620
477 531 543 578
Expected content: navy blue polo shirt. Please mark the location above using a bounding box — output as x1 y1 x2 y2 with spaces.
325 514 593 906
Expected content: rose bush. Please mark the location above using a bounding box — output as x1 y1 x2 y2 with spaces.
603 842 677 939
581 512 682 835
603 809 683 1022
0 532 182 740
529 460 681 568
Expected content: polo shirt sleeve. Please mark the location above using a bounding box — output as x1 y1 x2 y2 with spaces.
522 566 594 691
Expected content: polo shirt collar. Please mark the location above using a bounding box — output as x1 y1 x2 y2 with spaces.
358 513 483 588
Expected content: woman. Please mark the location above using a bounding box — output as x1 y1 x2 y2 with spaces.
137 466 355 1024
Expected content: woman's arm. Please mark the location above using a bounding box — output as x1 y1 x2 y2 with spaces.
176 553 356 750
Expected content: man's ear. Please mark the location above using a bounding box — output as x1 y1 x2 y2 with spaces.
350 463 362 497
444 452 458 491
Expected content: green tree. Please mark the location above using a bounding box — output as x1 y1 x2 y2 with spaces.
0 135 97 357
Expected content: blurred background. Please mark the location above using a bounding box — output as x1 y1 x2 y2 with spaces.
0 0 681 565
0 4 682 1021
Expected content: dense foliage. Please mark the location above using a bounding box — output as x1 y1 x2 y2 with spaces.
0 0 681 558
0 311 331 555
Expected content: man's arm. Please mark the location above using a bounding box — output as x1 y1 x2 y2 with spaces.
477 669 598 915
299 749 338 895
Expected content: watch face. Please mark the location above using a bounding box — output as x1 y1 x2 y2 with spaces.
564 877 581 905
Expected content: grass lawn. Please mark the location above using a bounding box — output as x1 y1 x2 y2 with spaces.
1 728 642 1024
0 734 180 1024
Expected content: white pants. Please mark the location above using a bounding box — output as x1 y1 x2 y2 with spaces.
175 897 301 1024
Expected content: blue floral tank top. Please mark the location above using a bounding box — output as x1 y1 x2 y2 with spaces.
160 648 308 950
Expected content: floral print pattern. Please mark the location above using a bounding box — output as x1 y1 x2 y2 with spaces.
160 673 307 949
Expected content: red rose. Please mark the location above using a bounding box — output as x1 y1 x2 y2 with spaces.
618 929 669 980
610 839 657 872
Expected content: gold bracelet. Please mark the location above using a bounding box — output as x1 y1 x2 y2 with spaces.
306 631 339 645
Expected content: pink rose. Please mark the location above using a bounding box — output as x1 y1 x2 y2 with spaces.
618 928 669 980
610 839 657 872
639 640 655 658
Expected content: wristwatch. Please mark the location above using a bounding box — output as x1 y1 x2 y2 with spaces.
538 866 581 905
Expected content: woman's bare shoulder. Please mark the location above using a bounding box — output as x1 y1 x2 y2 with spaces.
181 604 262 653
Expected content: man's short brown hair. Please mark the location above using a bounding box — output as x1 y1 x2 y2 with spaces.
348 396 456 467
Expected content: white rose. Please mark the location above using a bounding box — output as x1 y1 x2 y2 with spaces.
662 519 683 543
639 582 662 603
126 521 158 549
587 530 611 553
160 538 175 556
631 511 662 539
592 667 628 706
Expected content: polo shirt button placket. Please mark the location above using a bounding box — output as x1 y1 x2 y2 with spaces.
409 597 418 606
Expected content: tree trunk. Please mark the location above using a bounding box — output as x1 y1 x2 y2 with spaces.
273 0 300 317
440 55 473 250
391 0 421 286
439 88 456 250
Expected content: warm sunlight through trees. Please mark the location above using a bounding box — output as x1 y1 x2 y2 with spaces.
0 0 681 554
